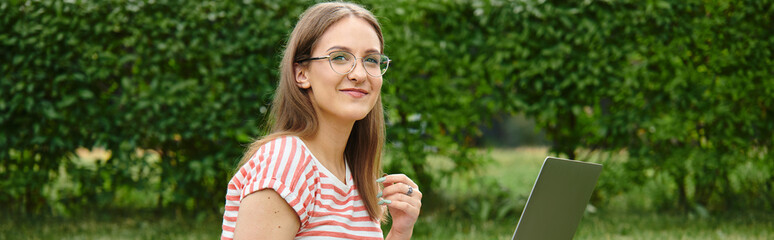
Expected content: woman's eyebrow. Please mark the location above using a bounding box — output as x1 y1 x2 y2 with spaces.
326 46 351 52
364 49 380 54
326 46 381 54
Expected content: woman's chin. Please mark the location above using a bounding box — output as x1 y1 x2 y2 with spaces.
348 112 371 121
338 108 373 122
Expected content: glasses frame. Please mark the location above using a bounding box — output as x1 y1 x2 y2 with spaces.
296 51 391 77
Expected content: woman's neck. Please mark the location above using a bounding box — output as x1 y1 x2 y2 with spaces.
303 115 353 183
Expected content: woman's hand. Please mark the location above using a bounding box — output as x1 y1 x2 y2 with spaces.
378 174 422 240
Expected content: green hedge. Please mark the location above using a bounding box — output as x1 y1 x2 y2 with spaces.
372 0 773 212
1 0 305 214
2 0 773 215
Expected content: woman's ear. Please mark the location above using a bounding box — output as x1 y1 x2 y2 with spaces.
294 63 311 89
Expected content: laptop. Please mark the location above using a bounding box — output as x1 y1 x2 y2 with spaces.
511 157 603 240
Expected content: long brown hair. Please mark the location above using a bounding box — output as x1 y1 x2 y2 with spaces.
236 2 385 221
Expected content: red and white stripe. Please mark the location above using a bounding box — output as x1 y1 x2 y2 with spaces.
221 136 383 240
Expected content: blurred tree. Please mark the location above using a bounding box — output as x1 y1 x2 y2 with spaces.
1 0 771 215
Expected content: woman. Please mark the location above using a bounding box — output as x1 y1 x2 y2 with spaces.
221 2 422 240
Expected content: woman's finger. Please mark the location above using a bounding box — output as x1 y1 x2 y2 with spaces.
382 190 422 209
385 198 421 216
378 173 419 189
381 182 423 200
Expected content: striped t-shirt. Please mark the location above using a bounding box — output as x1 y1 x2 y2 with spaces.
221 135 383 240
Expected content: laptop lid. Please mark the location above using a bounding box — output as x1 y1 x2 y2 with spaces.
511 157 603 240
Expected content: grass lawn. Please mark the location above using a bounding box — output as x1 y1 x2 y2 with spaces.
4 210 770 240
409 210 774 240
413 147 774 239
0 212 221 240
2 147 772 239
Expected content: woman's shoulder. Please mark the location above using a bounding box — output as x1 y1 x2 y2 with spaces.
245 135 313 170
258 135 297 147
234 134 318 187
255 135 307 156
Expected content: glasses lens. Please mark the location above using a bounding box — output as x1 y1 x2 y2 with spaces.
329 51 355 75
362 54 390 77
363 54 382 76
378 55 390 76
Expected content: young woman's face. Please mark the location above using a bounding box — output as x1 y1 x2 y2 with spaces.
297 16 383 124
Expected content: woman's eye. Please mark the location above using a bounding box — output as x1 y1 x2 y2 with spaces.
364 56 379 64
332 55 348 61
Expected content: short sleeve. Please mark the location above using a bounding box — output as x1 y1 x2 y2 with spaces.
239 136 317 225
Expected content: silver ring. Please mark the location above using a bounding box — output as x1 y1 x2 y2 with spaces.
406 186 413 196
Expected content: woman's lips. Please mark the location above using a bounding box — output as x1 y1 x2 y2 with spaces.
340 88 368 98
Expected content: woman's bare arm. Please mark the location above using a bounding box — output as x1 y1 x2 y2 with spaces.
233 189 300 240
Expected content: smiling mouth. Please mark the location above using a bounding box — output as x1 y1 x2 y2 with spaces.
339 88 368 98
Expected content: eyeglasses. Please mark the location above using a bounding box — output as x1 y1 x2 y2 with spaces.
296 51 391 77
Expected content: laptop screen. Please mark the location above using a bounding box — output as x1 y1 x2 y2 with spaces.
512 157 603 240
